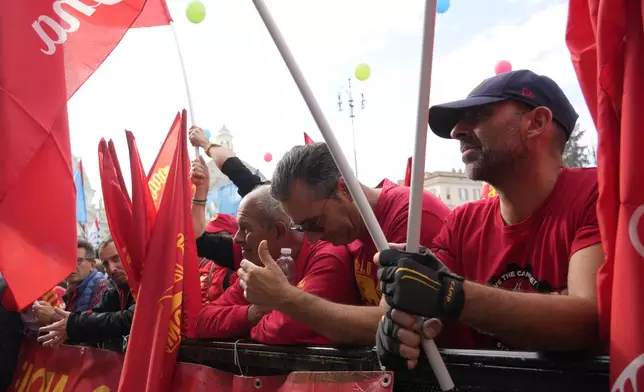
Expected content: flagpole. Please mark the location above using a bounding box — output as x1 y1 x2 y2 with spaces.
405 2 453 390
251 1 453 389
169 22 200 157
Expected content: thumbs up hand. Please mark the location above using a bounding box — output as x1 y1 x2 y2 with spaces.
238 240 290 311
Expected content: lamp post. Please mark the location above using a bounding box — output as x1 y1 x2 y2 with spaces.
337 78 366 179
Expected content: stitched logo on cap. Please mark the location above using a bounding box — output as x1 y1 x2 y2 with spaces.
521 88 535 98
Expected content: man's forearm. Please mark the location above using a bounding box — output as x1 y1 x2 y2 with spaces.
460 281 598 350
277 285 383 345
191 187 208 237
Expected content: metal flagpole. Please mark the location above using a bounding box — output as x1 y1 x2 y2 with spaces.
251 0 454 390
169 21 200 157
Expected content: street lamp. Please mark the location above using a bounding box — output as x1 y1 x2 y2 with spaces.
337 78 366 178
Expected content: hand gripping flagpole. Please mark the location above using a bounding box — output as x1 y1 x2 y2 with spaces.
169 21 200 157
405 1 455 391
252 0 454 390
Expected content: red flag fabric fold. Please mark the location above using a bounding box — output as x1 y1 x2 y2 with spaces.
98 140 140 297
126 131 157 272
118 110 200 391
148 113 182 210
567 0 644 388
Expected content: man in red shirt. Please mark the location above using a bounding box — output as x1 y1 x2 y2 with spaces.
376 70 604 369
196 185 362 344
198 213 240 305
236 143 449 344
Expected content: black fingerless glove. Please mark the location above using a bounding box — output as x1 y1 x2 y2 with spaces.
377 246 465 320
375 309 410 371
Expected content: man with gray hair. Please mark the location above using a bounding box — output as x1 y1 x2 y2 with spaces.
196 185 362 345
237 142 450 344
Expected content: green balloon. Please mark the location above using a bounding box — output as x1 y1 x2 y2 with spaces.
186 1 206 24
355 63 371 81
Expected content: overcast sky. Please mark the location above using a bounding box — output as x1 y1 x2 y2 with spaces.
68 0 595 203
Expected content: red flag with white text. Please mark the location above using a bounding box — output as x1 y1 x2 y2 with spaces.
0 0 147 310
567 0 644 389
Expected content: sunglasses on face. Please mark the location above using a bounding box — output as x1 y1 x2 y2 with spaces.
289 198 329 233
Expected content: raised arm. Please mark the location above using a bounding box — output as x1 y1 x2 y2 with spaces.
188 126 263 197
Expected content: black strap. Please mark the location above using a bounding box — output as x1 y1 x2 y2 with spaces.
206 261 216 302
222 269 234 291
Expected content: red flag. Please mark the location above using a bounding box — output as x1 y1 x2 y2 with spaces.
126 131 157 271
567 0 644 388
403 157 412 187
98 141 140 296
108 140 131 204
134 0 172 28
0 0 146 310
148 113 182 209
304 132 315 145
118 110 200 391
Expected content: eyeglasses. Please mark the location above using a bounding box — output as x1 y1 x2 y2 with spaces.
77 257 94 264
289 198 329 233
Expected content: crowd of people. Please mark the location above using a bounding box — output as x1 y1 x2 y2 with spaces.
2 69 605 384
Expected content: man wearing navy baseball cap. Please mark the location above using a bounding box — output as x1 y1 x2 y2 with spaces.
374 70 605 369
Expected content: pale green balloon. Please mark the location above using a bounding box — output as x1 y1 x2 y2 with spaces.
186 1 206 24
355 63 371 81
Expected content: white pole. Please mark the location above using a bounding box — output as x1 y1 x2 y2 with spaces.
170 21 200 157
251 0 454 390
405 1 455 391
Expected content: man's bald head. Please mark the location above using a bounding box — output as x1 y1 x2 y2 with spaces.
235 185 299 265
242 185 292 229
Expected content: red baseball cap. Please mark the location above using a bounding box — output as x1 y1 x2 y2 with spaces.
205 213 238 235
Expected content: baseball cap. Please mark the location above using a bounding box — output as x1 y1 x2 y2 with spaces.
205 213 239 235
428 70 578 140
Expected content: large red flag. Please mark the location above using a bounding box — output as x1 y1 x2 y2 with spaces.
118 110 201 391
567 0 644 389
98 141 140 296
148 113 182 209
0 0 147 310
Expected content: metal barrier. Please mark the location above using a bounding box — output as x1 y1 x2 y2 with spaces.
179 340 610 392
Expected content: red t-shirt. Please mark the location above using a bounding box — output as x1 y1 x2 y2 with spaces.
431 167 601 349
348 180 450 306
195 240 362 345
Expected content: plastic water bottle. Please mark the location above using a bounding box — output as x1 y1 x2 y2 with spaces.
276 248 295 285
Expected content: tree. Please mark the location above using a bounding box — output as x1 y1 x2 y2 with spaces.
563 123 590 168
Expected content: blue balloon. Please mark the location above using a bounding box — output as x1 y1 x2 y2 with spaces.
437 0 450 13
204 129 211 139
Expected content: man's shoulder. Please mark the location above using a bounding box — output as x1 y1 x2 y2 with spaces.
450 198 498 218
307 241 352 263
380 183 449 215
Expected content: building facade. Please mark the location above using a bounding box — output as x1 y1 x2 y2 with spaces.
404 169 484 209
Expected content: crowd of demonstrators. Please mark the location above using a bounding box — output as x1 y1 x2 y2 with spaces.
37 237 135 351
0 69 605 380
195 184 362 344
